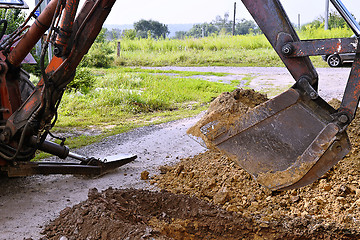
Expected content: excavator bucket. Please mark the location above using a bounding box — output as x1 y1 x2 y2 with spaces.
189 88 351 191
188 0 358 191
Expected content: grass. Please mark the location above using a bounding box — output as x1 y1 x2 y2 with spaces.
115 48 281 67
50 67 238 151
119 67 230 77
299 26 353 39
111 27 353 67
118 34 271 52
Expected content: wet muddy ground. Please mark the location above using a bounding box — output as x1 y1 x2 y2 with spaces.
0 117 205 239
43 188 360 240
0 67 354 239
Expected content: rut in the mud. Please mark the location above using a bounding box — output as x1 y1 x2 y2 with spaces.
42 89 360 239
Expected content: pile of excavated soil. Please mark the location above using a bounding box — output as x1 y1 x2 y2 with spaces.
42 89 360 239
42 188 359 240
153 90 360 234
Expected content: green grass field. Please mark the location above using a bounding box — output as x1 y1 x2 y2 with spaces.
111 27 352 67
48 67 239 150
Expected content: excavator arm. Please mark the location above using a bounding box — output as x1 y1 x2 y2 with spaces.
242 0 360 123
0 0 136 176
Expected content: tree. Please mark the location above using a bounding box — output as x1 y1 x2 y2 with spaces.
174 31 187 39
134 19 169 39
0 9 26 35
95 28 107 43
185 15 259 38
212 13 233 35
80 27 114 68
122 29 137 40
187 23 218 38
235 19 259 35
328 10 348 29
303 10 350 30
105 28 121 40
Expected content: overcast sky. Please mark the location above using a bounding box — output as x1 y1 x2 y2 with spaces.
104 0 360 26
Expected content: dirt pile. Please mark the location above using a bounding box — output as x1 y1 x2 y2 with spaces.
42 188 359 240
153 93 360 235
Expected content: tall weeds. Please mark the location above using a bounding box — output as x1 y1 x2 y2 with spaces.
118 34 271 52
112 27 351 67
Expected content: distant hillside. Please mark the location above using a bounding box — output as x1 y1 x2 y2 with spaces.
104 23 195 37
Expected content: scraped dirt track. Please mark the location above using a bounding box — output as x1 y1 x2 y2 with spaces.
0 67 355 239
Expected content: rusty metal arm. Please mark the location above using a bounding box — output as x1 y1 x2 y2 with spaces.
338 53 360 121
276 36 360 122
243 0 360 124
241 0 318 86
330 0 360 121
281 38 358 57
275 0 360 123
4 0 116 140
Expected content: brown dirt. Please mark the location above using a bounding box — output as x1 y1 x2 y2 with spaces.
153 92 360 236
41 188 359 240
41 89 360 239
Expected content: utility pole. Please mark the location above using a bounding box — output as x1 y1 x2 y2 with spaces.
325 0 329 30
298 14 301 30
232 2 236 36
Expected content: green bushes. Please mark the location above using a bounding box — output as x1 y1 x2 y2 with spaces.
116 27 351 55
66 68 95 94
80 42 114 68
110 26 351 67
299 26 353 39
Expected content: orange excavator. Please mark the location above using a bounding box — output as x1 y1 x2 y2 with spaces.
0 0 136 177
191 0 360 191
0 0 358 192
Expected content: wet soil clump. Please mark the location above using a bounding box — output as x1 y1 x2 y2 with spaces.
187 88 268 149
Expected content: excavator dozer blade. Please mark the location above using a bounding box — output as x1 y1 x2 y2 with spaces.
194 88 351 191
